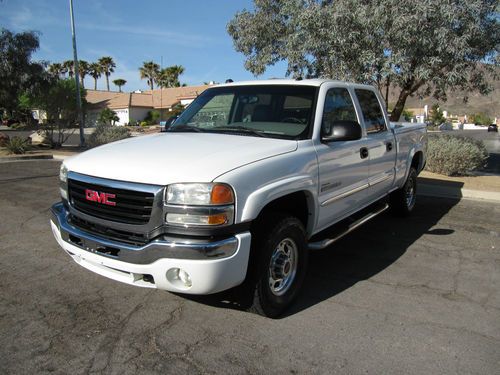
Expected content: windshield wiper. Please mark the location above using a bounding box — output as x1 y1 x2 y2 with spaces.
168 124 204 133
212 126 268 138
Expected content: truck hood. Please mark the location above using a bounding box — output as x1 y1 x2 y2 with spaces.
65 133 298 185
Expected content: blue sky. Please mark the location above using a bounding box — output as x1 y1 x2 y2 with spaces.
0 0 288 91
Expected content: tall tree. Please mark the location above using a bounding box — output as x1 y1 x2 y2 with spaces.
227 0 500 121
98 56 116 91
62 60 74 78
88 62 102 90
78 60 89 88
113 78 127 92
139 61 160 90
48 63 64 78
157 65 185 88
0 29 48 117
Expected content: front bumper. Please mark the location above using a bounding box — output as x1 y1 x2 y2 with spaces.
50 202 252 294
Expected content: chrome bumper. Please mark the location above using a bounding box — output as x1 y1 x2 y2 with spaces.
50 202 239 264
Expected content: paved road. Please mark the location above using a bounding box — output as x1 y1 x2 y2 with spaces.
0 160 499 374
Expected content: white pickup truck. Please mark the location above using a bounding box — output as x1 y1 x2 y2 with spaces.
51 79 426 317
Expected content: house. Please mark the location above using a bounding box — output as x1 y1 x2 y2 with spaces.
85 85 211 126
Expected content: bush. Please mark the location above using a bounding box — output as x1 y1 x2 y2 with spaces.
425 134 488 176
0 132 10 146
98 108 120 125
87 123 129 148
140 121 148 127
144 110 160 125
5 137 30 154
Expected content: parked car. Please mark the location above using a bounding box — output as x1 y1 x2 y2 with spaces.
487 124 498 132
50 79 427 317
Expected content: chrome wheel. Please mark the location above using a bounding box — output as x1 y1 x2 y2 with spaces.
268 238 298 296
405 176 416 209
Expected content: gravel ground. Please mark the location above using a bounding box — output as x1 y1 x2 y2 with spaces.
0 160 499 374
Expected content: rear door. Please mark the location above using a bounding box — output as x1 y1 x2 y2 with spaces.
315 85 371 231
353 88 397 201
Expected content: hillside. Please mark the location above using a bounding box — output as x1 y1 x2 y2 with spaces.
388 71 500 119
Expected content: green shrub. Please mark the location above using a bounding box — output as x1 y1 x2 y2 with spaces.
5 137 30 154
140 121 148 127
425 134 488 176
144 110 160 125
98 108 119 125
87 123 129 148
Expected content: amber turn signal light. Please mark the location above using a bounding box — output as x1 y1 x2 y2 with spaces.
210 184 234 205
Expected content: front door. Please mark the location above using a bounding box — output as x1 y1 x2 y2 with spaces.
315 87 371 231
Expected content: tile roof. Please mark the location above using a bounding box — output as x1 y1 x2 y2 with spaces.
85 85 212 110
149 85 211 109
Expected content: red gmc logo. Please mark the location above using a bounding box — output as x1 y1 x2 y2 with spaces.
85 189 116 206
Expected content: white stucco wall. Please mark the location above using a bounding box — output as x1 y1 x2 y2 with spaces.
113 108 129 126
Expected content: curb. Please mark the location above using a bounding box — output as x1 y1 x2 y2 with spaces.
418 183 500 203
0 154 53 162
0 153 76 162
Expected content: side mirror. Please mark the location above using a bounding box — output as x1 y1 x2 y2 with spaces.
322 120 362 142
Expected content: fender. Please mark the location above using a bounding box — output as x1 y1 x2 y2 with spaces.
241 175 318 236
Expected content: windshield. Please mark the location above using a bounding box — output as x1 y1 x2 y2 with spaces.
169 85 317 139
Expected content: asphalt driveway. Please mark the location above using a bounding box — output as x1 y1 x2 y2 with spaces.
0 160 499 374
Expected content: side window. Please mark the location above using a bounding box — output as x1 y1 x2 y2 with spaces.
354 89 387 134
322 88 357 136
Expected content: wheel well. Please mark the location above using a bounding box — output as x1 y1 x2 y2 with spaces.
411 151 423 172
257 191 311 230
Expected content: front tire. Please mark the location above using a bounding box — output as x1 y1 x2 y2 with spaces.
390 167 417 216
248 214 308 318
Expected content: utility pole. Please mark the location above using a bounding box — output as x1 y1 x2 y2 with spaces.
69 0 85 147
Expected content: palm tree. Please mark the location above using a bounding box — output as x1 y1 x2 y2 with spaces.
139 61 160 90
113 78 127 92
157 65 185 88
63 60 74 78
78 60 89 88
48 63 64 78
88 62 102 90
98 56 116 91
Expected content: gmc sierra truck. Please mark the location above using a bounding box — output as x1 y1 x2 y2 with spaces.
50 79 427 317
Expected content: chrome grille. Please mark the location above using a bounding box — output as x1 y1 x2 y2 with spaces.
68 178 154 225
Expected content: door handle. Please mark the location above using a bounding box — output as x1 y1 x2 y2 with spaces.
360 147 369 159
386 142 393 152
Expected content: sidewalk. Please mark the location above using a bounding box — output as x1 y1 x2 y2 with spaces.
418 171 500 203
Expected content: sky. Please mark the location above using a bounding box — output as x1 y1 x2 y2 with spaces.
0 0 289 91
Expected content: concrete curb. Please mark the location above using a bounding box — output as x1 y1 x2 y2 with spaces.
0 153 77 162
418 183 500 203
0 154 53 162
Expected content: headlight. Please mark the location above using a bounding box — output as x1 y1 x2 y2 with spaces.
166 183 234 205
59 164 68 200
165 183 235 227
59 164 68 183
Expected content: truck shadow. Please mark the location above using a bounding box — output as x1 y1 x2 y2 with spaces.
181 196 460 318
285 195 459 317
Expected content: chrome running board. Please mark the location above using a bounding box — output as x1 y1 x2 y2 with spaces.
308 203 389 250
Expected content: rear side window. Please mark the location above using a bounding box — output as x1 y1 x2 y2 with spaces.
322 88 357 136
355 89 386 134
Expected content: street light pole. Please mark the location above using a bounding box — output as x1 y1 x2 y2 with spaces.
69 0 85 147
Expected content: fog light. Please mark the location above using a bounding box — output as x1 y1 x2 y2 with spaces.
166 267 192 289
178 269 192 287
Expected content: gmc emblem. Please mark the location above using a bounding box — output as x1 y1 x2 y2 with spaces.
85 189 116 206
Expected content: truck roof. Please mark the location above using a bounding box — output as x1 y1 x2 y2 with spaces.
217 78 374 89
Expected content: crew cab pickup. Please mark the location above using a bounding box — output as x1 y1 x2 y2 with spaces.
50 79 427 317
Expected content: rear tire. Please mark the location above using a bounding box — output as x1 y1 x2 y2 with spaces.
390 167 417 217
247 213 308 318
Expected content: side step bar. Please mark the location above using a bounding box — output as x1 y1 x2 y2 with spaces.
308 203 389 250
